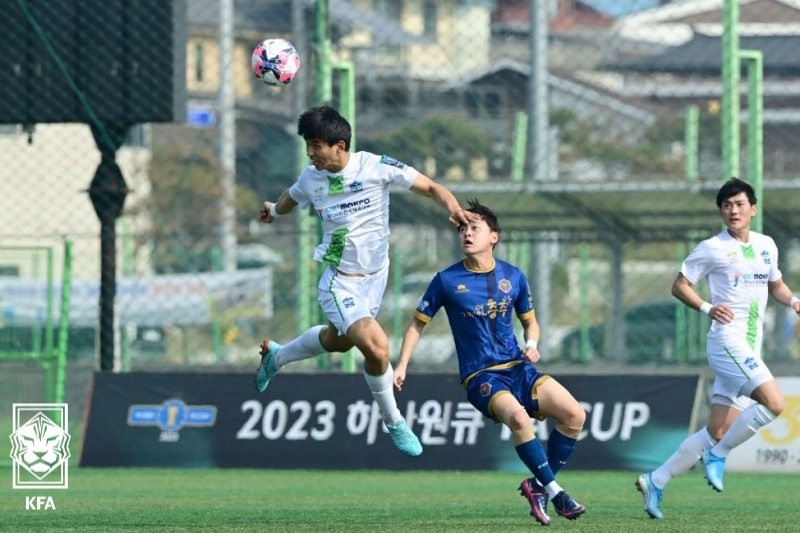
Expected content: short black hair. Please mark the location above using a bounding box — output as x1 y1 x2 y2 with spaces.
297 106 352 150
466 198 501 235
716 177 757 208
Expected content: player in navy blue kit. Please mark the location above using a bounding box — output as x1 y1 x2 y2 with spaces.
394 199 587 526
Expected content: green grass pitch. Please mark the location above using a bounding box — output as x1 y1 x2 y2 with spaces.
0 467 798 532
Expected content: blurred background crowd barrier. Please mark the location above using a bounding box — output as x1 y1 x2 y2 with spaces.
2 1 800 418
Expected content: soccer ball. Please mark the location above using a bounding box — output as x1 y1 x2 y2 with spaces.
251 38 300 86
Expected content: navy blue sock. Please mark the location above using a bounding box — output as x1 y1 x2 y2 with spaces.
515 438 555 485
547 427 577 476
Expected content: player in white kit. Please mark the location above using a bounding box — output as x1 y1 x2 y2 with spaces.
253 106 477 457
636 178 800 519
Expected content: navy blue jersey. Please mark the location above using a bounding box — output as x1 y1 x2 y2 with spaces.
413 259 535 382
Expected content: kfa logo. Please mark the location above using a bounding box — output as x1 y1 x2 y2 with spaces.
26 496 56 510
9 403 70 489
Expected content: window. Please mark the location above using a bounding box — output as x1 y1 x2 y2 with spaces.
464 90 502 118
423 2 437 38
383 86 409 107
0 265 19 276
123 124 151 149
375 0 401 20
484 91 501 116
194 42 204 82
359 86 375 106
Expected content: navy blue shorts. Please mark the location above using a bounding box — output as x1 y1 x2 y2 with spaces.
465 362 550 422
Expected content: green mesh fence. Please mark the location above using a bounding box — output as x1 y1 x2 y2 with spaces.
0 242 72 405
0 1 798 375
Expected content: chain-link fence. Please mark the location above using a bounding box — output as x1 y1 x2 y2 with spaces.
1 0 799 391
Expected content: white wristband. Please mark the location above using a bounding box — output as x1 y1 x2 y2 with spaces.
525 338 538 350
269 204 281 218
699 302 712 315
790 296 800 308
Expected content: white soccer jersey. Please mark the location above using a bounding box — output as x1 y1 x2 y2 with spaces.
288 152 419 274
681 230 782 353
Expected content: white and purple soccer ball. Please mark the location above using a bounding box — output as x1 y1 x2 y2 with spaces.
251 38 300 86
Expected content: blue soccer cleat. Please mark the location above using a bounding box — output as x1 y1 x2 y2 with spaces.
704 451 726 492
635 473 664 519
254 339 281 393
551 491 585 520
519 477 551 526
386 419 423 457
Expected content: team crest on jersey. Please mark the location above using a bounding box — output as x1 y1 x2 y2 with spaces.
479 382 492 397
379 155 407 169
726 251 738 263
455 284 469 294
349 181 363 193
761 250 771 265
342 297 355 309
498 279 512 293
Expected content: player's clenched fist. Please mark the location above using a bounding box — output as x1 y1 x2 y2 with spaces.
260 201 276 223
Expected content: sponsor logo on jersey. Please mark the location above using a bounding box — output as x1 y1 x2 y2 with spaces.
732 271 769 288
323 198 372 220
349 181 363 193
761 250 771 265
379 155 407 169
455 284 469 294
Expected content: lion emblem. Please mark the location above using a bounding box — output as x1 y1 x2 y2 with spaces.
9 412 71 480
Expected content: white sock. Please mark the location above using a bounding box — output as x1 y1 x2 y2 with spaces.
651 427 715 489
711 404 777 457
273 325 326 369
544 481 564 499
363 366 403 425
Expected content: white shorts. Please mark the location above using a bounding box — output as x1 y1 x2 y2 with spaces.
707 340 774 410
318 265 389 336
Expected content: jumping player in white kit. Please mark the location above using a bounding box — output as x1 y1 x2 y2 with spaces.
253 105 477 458
636 177 800 519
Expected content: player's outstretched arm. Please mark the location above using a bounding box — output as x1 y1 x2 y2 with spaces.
394 317 427 391
259 189 299 223
408 173 477 227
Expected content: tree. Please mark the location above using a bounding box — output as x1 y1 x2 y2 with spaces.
361 115 497 177
128 146 258 274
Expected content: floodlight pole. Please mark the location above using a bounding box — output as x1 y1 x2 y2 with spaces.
529 0 553 360
218 0 237 273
